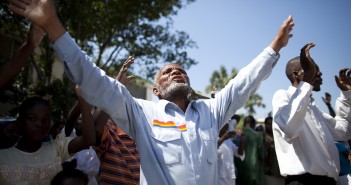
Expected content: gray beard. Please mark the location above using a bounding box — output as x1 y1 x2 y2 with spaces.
160 83 191 100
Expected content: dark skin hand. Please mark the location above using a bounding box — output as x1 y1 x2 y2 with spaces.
218 129 243 147
322 92 332 104
115 56 135 83
335 68 351 91
300 43 316 84
322 92 336 118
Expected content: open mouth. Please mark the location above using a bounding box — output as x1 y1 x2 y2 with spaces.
171 76 185 83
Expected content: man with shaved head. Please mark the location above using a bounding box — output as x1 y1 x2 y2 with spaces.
9 0 294 184
272 43 351 185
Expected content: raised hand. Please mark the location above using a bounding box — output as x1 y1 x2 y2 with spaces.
335 68 351 91
10 0 65 42
115 56 135 85
26 24 45 48
322 92 332 104
10 0 56 28
269 15 295 53
300 43 316 84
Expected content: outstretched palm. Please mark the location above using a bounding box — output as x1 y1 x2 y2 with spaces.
300 43 316 83
335 68 351 91
10 0 56 28
115 56 135 85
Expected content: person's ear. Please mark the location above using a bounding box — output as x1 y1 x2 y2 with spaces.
292 71 301 80
153 87 160 96
292 71 299 77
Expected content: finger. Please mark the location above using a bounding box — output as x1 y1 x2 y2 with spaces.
10 0 31 6
305 43 315 59
339 68 347 77
9 2 27 15
283 15 293 27
300 43 314 60
16 0 32 4
288 21 295 30
125 76 135 84
127 76 135 80
123 57 134 68
300 43 310 55
335 75 342 88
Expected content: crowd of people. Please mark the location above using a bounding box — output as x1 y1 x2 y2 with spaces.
1 0 350 185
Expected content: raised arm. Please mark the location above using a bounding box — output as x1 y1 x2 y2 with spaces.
11 0 140 138
94 56 134 141
322 92 336 117
68 86 96 154
211 16 294 129
64 101 80 136
0 24 44 89
322 68 351 141
272 43 316 139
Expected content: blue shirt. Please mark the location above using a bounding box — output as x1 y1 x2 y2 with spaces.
52 32 279 185
335 142 351 176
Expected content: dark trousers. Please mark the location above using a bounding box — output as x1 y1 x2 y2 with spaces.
285 173 336 185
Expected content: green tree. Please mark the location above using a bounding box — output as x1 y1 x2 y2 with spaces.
0 0 198 120
243 93 265 115
206 66 265 116
205 65 238 93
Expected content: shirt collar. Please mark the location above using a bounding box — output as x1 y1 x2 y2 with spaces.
156 99 196 112
287 84 315 104
287 85 297 95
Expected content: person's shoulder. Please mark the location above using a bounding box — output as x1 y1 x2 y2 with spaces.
272 88 289 100
0 147 15 155
274 89 288 95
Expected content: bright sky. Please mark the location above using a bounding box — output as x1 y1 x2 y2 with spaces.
171 0 351 119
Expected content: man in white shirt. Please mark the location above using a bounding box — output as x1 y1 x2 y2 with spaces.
272 43 351 185
10 0 294 184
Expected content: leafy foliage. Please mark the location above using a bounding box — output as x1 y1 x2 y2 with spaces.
205 65 238 93
0 0 197 120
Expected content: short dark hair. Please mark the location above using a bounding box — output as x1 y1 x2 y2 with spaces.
231 114 241 123
18 96 51 124
285 56 301 84
51 159 88 185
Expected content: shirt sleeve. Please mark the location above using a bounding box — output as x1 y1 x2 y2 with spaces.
53 132 75 161
321 90 351 141
208 47 280 131
94 121 116 156
272 82 312 141
52 32 142 138
232 142 245 161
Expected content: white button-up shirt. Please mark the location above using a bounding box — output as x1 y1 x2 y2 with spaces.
272 82 351 180
53 32 279 185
